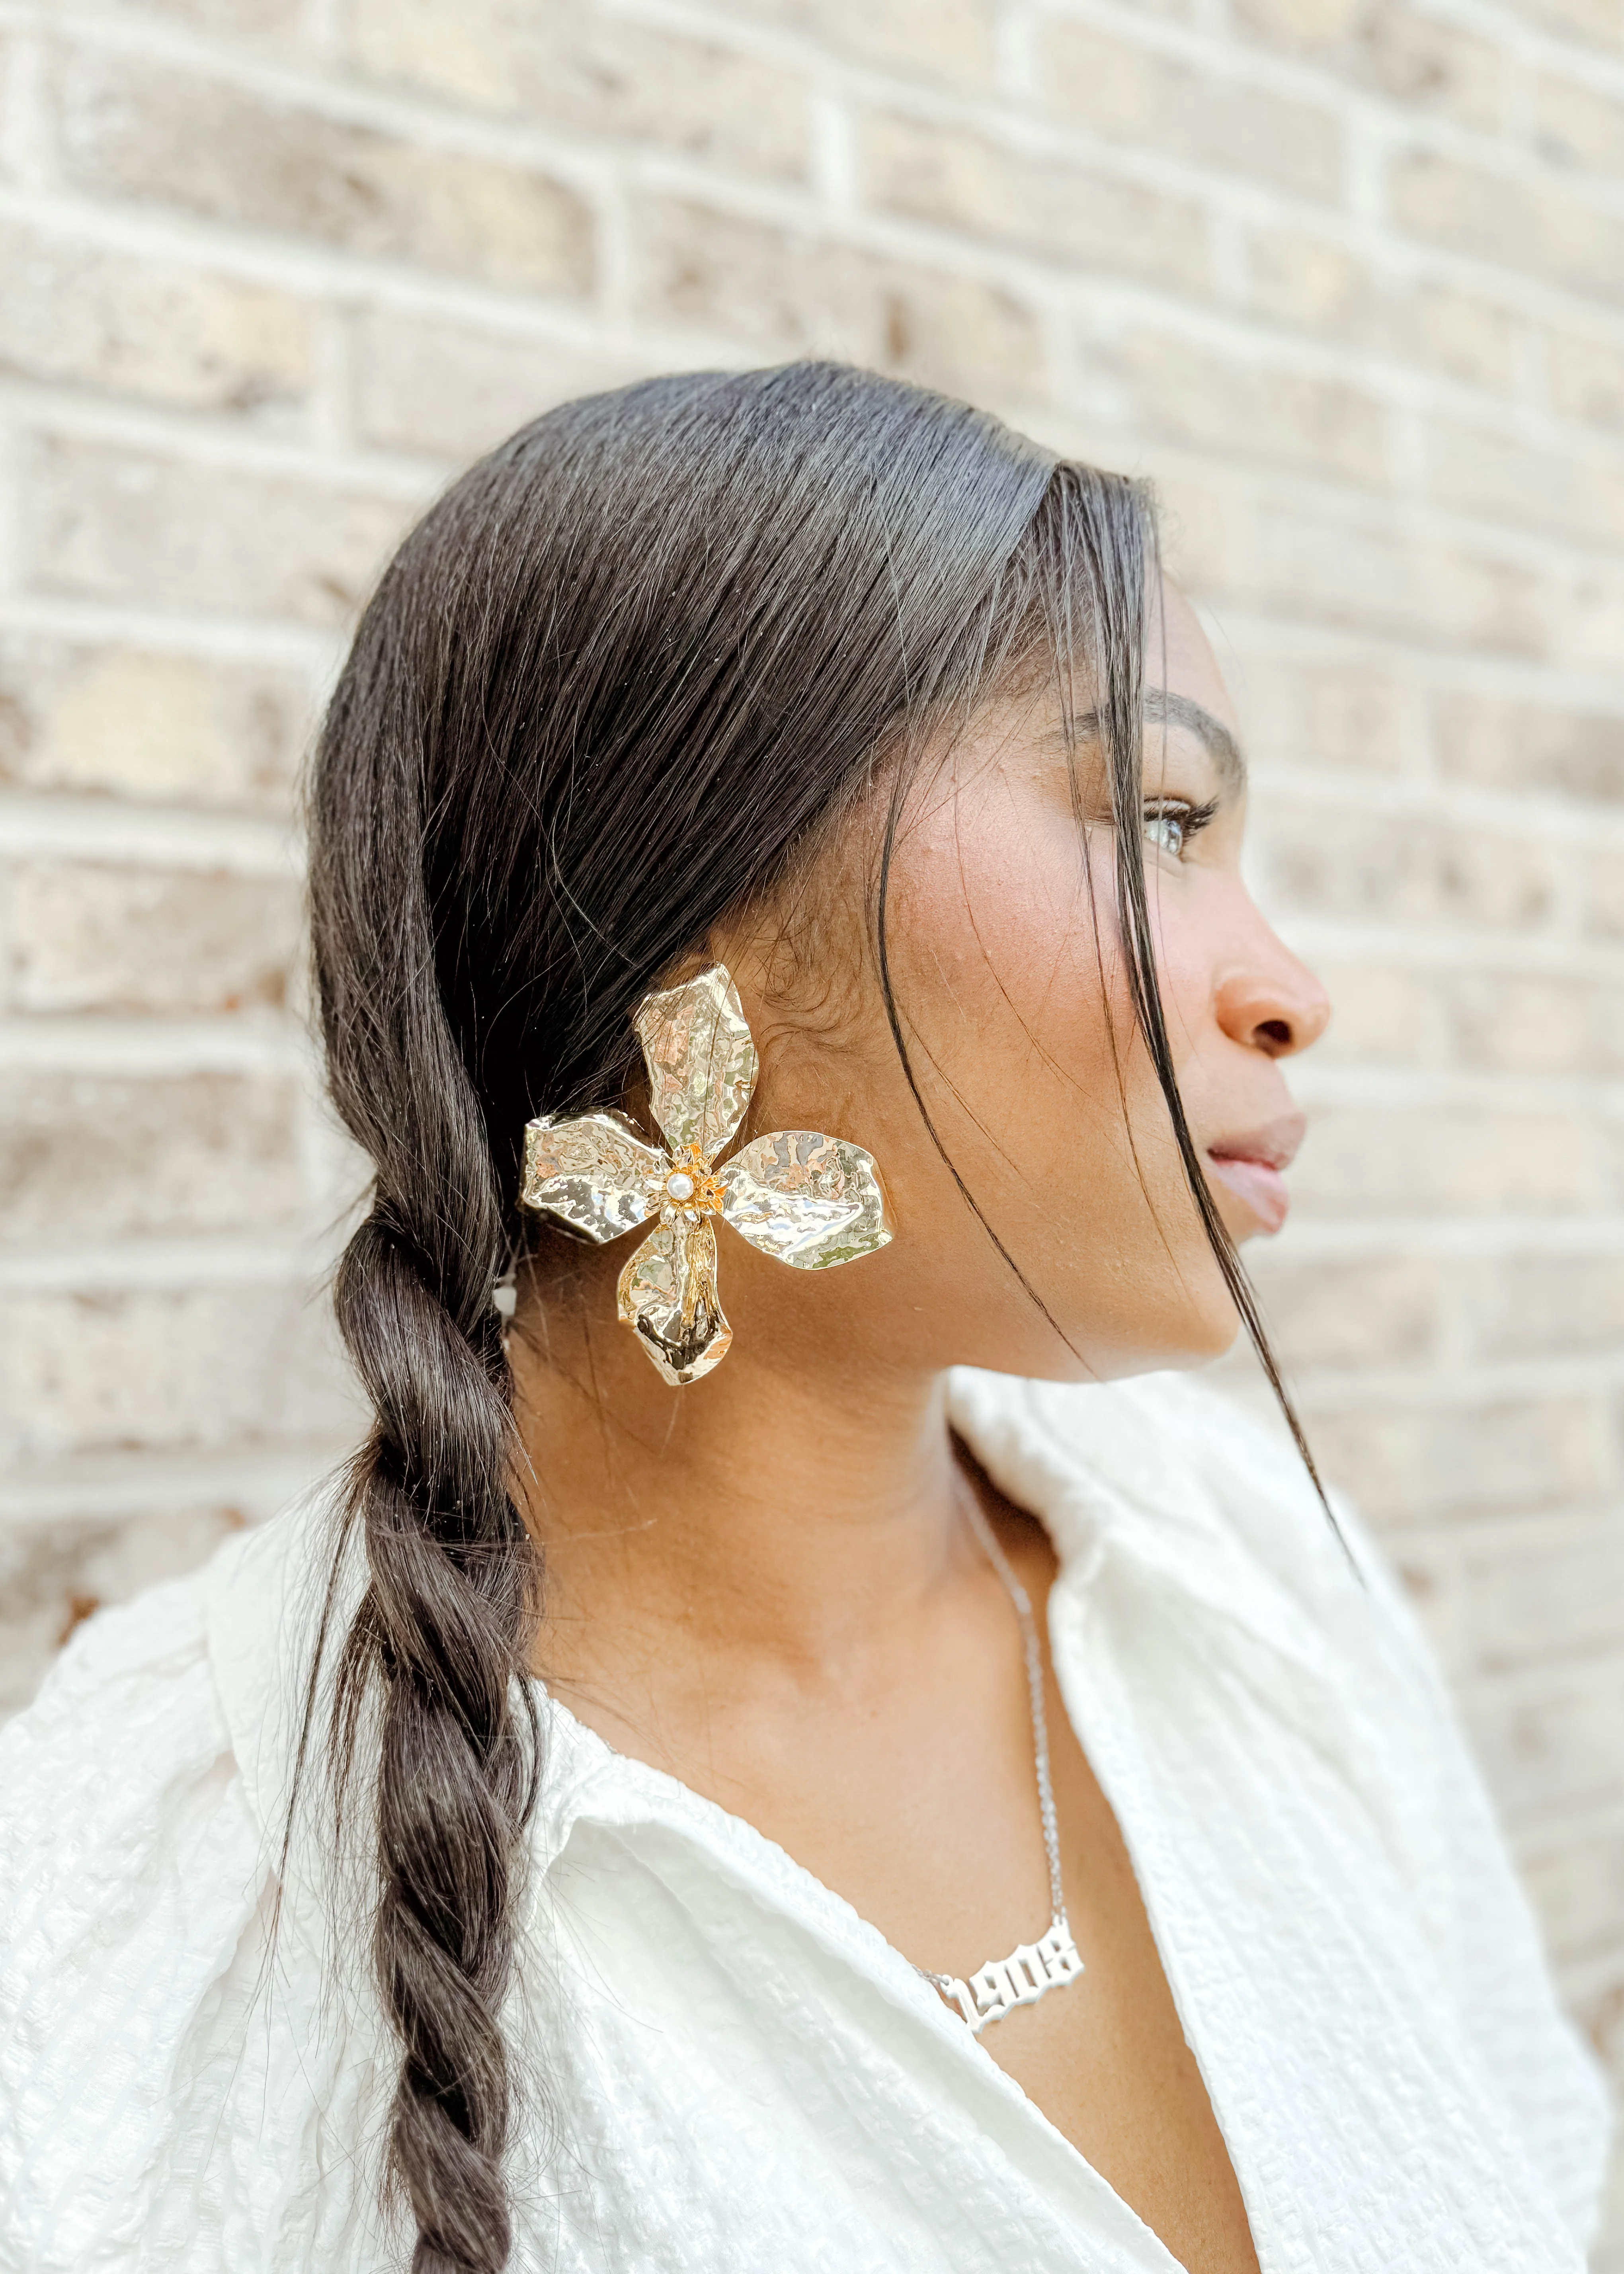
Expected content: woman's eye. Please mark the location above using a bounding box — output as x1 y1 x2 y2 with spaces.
1142 796 1218 861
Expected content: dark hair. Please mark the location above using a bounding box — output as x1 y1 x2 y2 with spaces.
304 361 1327 2273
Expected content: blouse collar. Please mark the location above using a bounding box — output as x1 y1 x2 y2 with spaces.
207 1364 1366 1893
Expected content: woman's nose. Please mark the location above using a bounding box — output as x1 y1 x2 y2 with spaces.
1214 933 1332 1061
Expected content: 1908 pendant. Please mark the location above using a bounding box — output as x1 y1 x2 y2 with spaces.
929 1911 1085 2036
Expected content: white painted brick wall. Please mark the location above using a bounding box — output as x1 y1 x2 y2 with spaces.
1 0 1620 2247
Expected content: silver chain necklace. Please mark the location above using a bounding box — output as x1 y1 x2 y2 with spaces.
918 1484 1086 2036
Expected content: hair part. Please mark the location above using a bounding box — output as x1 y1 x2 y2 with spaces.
304 359 1335 2273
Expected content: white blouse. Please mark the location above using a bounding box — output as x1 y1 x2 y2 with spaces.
0 1368 1610 2273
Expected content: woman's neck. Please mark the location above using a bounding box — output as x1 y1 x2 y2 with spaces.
507 1259 977 1705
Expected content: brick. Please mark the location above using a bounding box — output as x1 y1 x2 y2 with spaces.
1247 229 1365 336
1426 416 1624 545
1536 71 1624 175
636 196 1046 400
1521 1821 1624 1964
353 309 640 461
1435 691 1624 802
1152 471 1234 588
707 0 999 79
1364 9 1505 123
1306 1393 1613 1520
0 1071 303 1239
1574 1980 1624 2105
1389 148 1624 309
0 219 312 417
1600 992 1624 1077
1502 0 1624 49
1246 1250 1442 1368
1306 961 1443 1065
1230 0 1366 38
1444 971 1597 1074
0 639 309 814
1257 803 1555 928
1238 654 1423 778
0 1285 357 1460
0 37 19 192
1104 331 1391 488
1548 326 1624 432
0 1506 246 1717
116 0 307 29
1386 1542 1458 1664
1401 284 1524 393
1456 1528 1619 1674
9 861 301 1016
1232 0 1503 127
1464 1657 1624 1822
1531 559 1623 676
1591 1997 1624 2109
1290 1103 1604 1213
1583 850 1624 939
349 0 810 182
857 113 1212 292
55 52 594 295
1597 983 1624 1088
1245 230 1522 394
1039 22 1343 199
1247 500 1557 656
1473 1255 1624 1359
23 435 416 628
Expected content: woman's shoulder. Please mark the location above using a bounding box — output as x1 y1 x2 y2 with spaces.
953 1361 1381 1612
0 1486 349 1970
0 1549 246 1898
959 1364 1613 2243
0 1553 252 2257
964 1360 1483 1787
0 1492 327 1852
0 1497 372 2271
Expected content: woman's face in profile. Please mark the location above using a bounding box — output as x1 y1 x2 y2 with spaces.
720 578 1331 1390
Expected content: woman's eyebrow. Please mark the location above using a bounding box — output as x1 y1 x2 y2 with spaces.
1144 688 1247 794
1056 691 1248 795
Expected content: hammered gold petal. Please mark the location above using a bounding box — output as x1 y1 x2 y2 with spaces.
519 1111 664 1244
718 1131 892 1271
634 964 758 1160
616 1219 732 1385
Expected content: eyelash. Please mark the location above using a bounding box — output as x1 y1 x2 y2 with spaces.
1142 798 1219 861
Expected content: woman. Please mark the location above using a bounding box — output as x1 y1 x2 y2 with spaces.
0 364 1608 2274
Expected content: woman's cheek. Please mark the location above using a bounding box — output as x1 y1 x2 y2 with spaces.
938 795 1124 1009
931 873 1131 1130
1140 877 1216 1071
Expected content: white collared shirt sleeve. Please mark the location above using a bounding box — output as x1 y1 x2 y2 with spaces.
0 1577 268 2270
1331 1488 1610 2249
1204 1376 1611 2249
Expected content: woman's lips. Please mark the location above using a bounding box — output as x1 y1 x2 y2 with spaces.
1205 1113 1305 1237
1206 1153 1290 1234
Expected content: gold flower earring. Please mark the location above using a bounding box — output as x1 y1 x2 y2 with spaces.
519 965 891 1385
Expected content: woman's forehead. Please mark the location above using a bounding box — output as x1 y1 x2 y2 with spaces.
1150 578 1243 744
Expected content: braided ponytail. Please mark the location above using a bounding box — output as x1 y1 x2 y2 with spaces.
311 582 541 2270
331 1212 537 2272
305 361 1325 2265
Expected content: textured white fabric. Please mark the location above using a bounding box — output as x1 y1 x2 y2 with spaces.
0 1368 1611 2273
